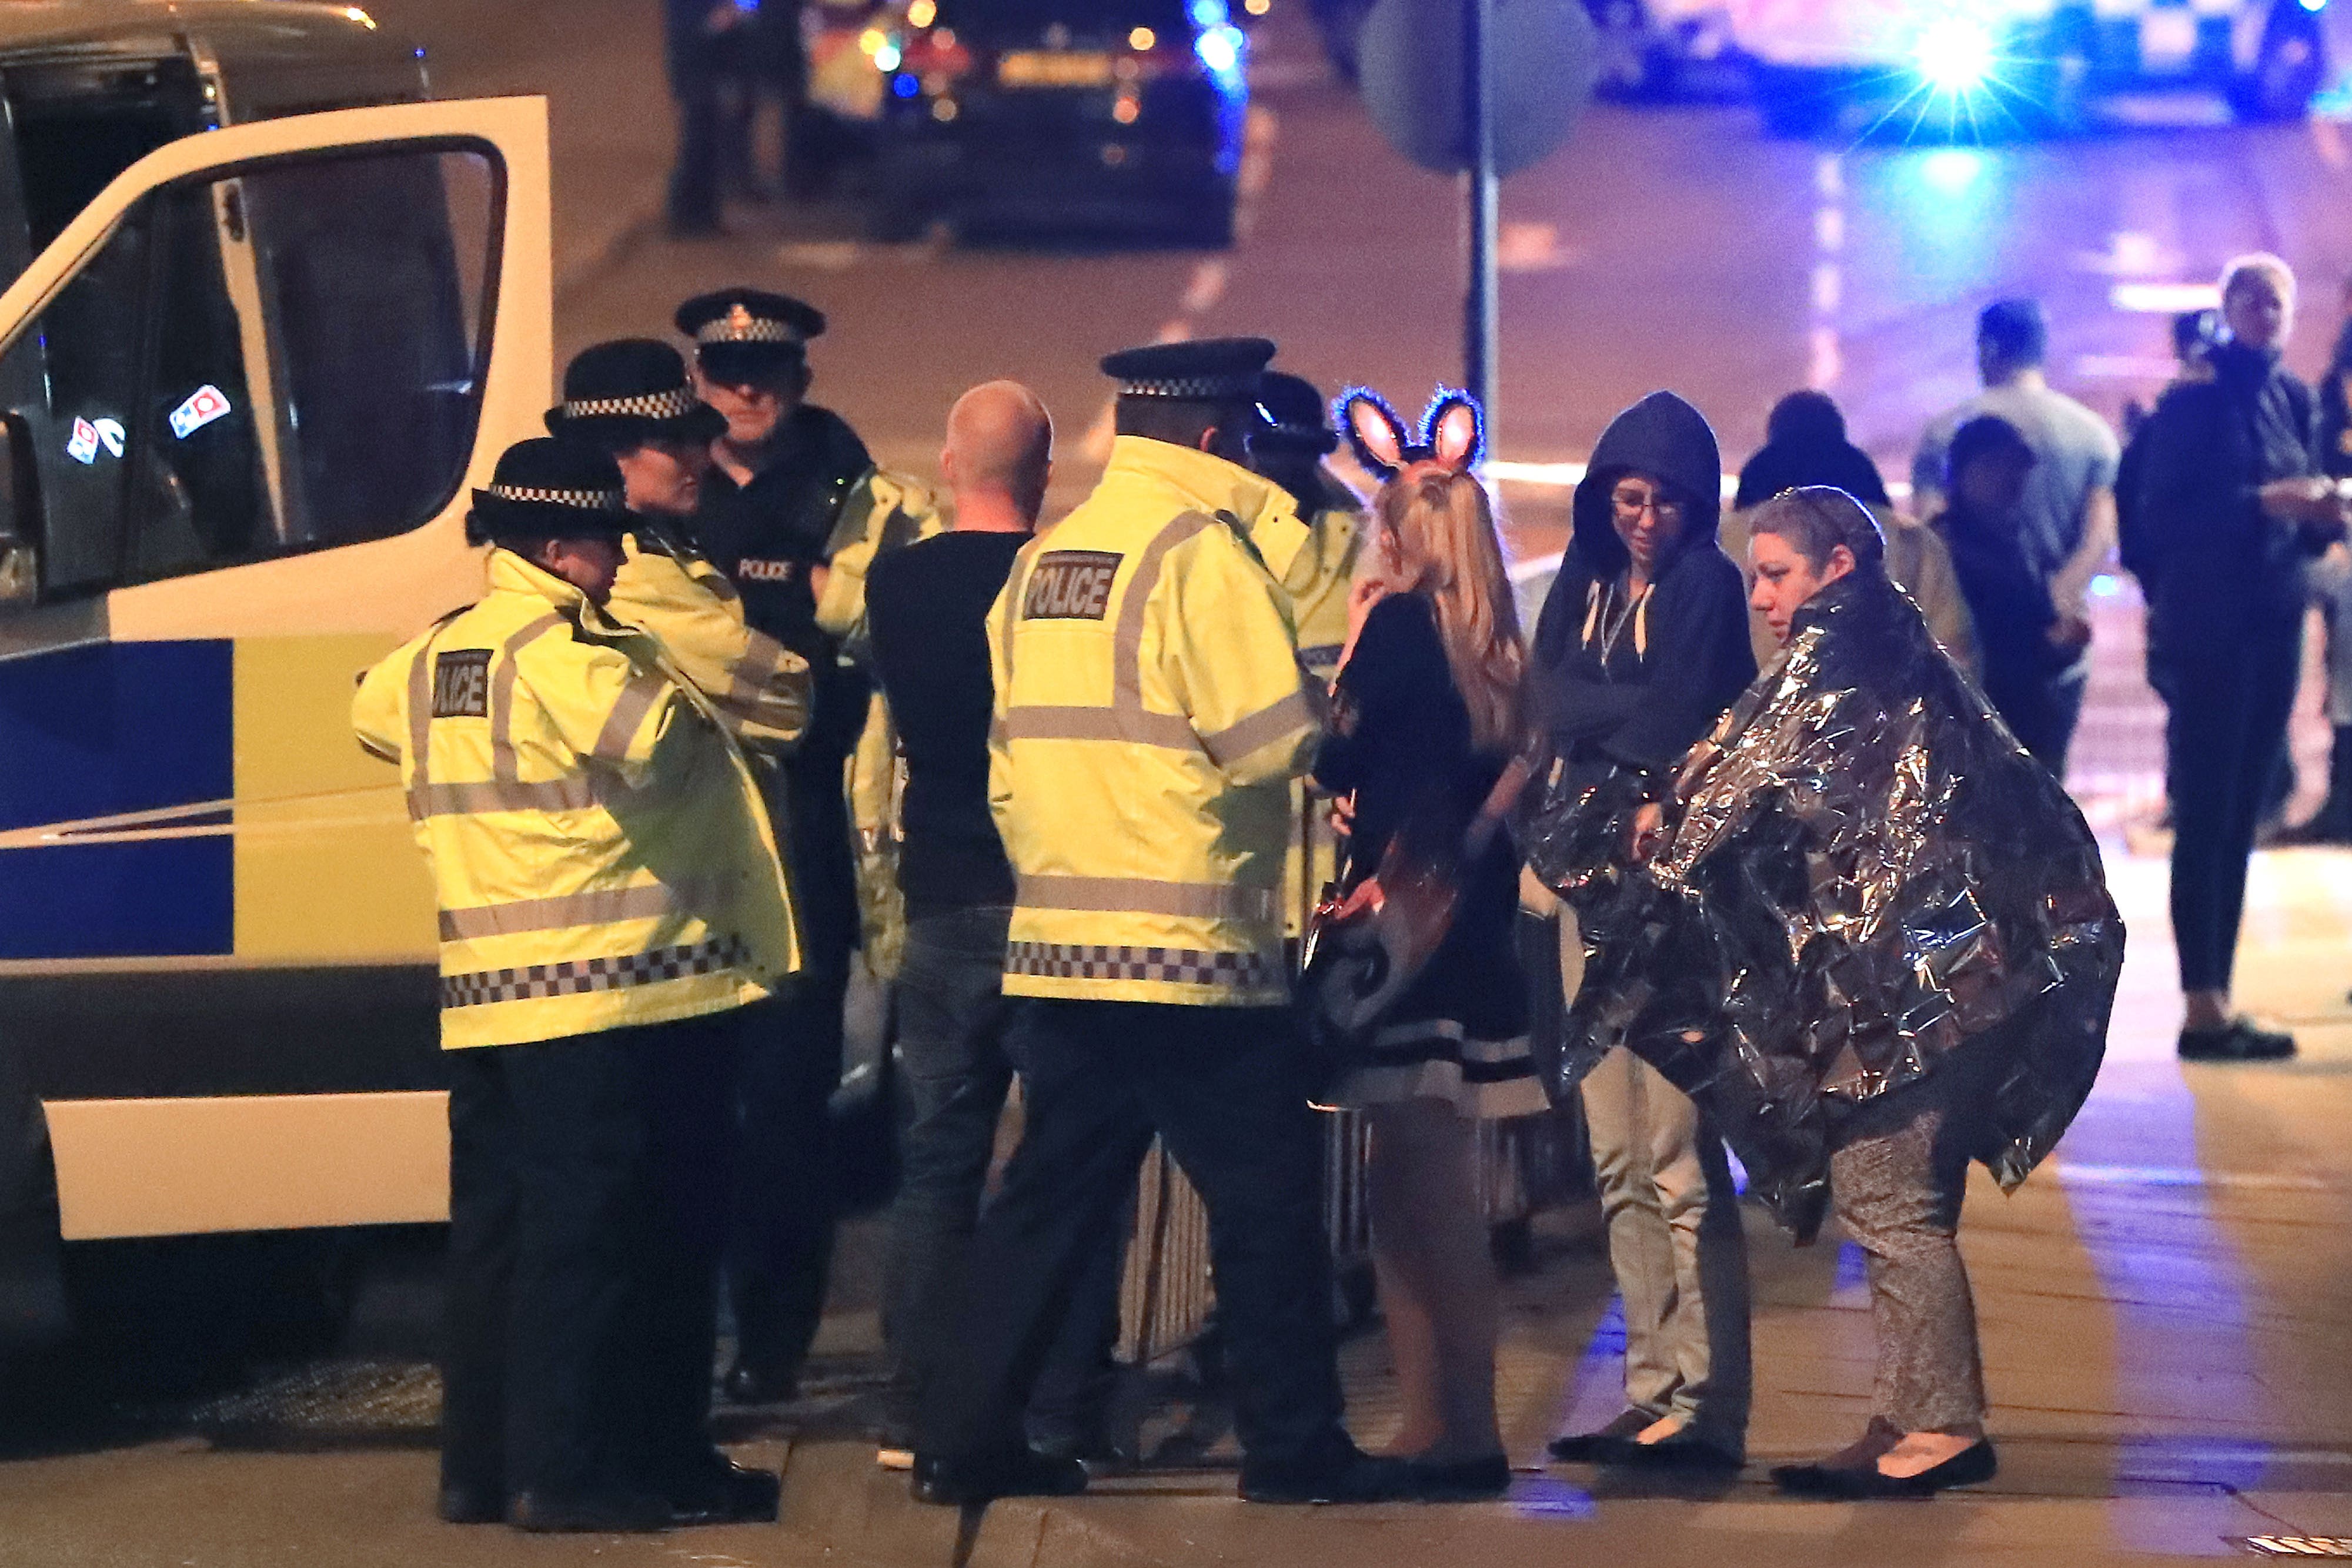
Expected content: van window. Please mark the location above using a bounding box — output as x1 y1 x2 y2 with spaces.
21 143 500 599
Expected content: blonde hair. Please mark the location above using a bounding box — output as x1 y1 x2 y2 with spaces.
2220 251 2296 303
1374 469 1527 753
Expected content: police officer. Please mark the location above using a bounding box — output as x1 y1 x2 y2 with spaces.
675 287 893 1403
546 339 811 755
912 339 1420 1507
352 439 796 1532
1248 369 1368 935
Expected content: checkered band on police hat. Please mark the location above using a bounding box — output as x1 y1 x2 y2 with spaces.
696 303 805 346
485 482 626 512
561 386 701 421
1118 373 1264 400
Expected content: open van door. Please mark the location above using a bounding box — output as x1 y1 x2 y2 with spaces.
0 98 550 1243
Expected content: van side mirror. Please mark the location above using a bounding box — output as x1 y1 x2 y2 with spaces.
0 415 38 607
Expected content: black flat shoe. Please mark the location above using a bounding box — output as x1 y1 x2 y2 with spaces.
1615 1432 1743 1472
1772 1440 1997 1499
507 1487 672 1533
660 1456 781 1526
2179 1020 2296 1062
1546 1409 1653 1463
1404 1453 1512 1500
1240 1443 1421 1505
911 1447 1088 1507
720 1360 800 1406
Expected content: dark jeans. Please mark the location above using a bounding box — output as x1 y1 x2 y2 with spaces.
726 951 846 1382
918 999 1345 1469
2165 607 2304 991
1986 664 2087 781
442 1011 739 1500
881 908 1124 1443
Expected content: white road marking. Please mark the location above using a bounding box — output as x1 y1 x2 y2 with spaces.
2077 353 2190 379
1181 258 1230 315
2112 280 2222 313
1809 155 1845 390
1498 220 1576 272
2076 230 2184 277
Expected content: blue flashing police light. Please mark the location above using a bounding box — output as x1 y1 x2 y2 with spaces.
1196 22 1244 76
1914 14 1997 92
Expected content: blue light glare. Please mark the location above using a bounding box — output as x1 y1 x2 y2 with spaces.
1913 14 1997 92
893 72 920 97
1195 22 1243 76
1919 146 1986 191
2300 0 2326 14
874 41 903 71
1190 0 1231 24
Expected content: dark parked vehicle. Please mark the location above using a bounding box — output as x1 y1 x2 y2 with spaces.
867 0 1248 244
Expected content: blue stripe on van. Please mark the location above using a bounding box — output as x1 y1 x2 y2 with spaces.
0 640 234 957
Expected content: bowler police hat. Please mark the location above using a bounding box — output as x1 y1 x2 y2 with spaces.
467 438 635 546
546 339 727 449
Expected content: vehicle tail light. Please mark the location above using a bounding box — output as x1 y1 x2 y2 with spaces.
902 27 976 83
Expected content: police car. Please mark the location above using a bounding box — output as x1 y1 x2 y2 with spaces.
0 4 557 1338
1732 0 2328 134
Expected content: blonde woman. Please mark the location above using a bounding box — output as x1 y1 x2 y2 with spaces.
1317 390 1551 1499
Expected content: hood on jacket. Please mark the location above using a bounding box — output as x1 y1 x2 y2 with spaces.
1572 392 1723 577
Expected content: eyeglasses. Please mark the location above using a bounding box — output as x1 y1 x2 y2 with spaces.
1611 486 1685 523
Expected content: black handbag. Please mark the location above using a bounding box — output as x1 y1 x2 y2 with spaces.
1297 754 1532 1092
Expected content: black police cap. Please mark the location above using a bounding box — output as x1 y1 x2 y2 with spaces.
546 339 726 446
1254 370 1339 455
467 436 635 546
676 288 826 380
1100 336 1276 403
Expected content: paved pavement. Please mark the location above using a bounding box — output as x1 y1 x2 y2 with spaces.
4 4 2351 1563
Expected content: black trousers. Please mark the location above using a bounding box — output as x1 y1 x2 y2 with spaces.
726 959 845 1380
2165 606 2304 992
442 1011 739 1500
918 999 1346 1469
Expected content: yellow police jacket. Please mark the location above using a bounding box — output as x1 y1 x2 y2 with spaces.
988 436 1322 1007
608 526 813 756
1274 494 1365 935
352 549 799 1049
814 467 946 657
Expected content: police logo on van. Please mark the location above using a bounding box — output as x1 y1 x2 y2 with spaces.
1023 551 1122 620
432 650 493 718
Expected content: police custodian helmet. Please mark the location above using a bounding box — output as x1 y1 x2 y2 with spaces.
675 288 827 383
466 437 636 546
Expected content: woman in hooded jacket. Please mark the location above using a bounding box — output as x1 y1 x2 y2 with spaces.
1529 392 1758 1470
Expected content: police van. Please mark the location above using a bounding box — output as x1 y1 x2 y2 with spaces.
0 3 553 1338
1733 0 2328 135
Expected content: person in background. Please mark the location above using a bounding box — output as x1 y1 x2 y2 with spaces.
544 339 812 754
1314 390 1546 1500
1935 416 2090 775
1913 299 2119 767
353 440 797 1533
1725 389 1974 672
2282 275 2352 844
865 383 1123 1472
677 289 891 1406
1531 392 1755 1473
1248 369 1368 934
2133 253 2349 1061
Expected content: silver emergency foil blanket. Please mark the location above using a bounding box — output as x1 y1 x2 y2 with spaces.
1532 571 2124 1242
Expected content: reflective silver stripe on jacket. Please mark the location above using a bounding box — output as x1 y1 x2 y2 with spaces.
998 706 1200 751
591 672 671 761
438 879 716 941
1017 874 1276 923
407 777 602 819
1198 688 1316 769
489 613 569 781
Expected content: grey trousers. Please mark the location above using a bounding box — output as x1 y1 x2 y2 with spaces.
1561 909 1753 1452
1828 1062 1990 1435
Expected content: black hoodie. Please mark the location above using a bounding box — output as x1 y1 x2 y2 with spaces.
1531 392 1758 774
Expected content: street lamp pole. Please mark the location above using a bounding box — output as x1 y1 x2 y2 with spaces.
1464 0 1499 433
